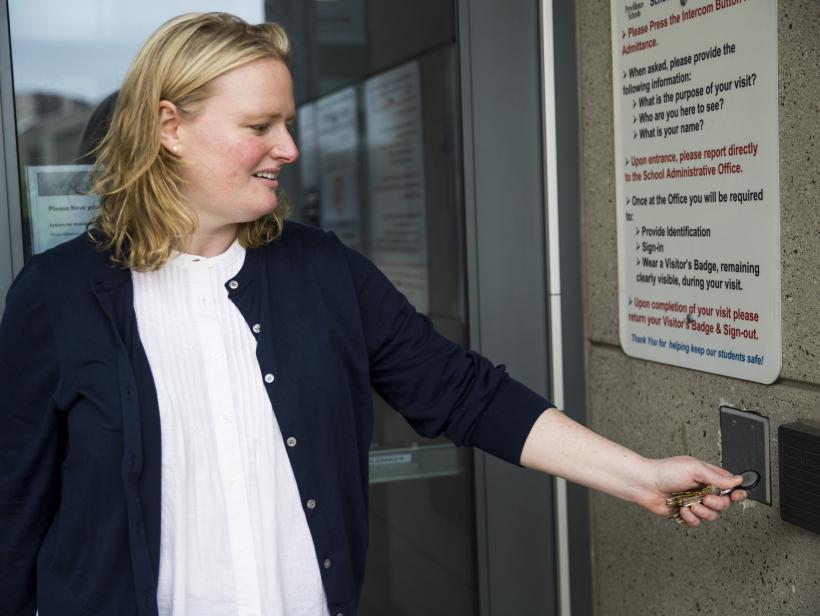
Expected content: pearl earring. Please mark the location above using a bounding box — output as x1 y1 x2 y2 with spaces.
172 144 180 153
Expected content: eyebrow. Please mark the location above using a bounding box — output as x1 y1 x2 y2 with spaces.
242 111 296 122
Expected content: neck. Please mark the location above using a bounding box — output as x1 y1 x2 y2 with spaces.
183 225 239 257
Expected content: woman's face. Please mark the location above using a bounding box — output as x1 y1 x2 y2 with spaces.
171 58 299 235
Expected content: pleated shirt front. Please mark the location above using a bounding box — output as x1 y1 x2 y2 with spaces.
132 241 329 616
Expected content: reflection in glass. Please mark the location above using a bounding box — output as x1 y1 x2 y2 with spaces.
277 1 475 612
365 62 430 314
317 87 363 251
8 0 264 258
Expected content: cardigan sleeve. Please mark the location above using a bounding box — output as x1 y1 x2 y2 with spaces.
0 257 65 615
342 243 553 465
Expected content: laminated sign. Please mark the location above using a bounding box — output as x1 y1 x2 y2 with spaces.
317 87 362 251
611 0 781 383
27 165 99 255
364 62 429 314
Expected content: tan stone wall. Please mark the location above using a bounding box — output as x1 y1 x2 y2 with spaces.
576 1 820 614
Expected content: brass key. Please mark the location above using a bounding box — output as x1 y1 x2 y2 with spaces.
666 470 759 524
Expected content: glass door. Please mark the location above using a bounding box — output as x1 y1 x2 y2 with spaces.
2 1 479 614
269 2 478 613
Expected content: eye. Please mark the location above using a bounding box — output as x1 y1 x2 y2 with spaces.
249 123 270 134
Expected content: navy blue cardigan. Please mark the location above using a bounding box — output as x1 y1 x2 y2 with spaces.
0 222 551 616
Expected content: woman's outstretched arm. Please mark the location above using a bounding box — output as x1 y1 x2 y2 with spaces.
520 408 746 527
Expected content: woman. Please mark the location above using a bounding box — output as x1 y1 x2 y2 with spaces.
0 12 745 616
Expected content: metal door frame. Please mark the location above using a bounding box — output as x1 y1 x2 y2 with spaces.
459 0 591 614
1 0 24 309
459 1 556 614
541 1 593 615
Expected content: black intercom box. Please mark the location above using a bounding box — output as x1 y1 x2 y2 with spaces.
778 422 820 535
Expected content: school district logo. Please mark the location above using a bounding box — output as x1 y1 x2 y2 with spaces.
625 1 644 20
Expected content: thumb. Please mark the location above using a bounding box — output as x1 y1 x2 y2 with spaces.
696 463 743 490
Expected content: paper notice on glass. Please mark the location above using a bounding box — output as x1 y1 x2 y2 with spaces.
26 165 99 255
611 1 780 383
317 87 362 250
364 62 429 314
297 102 319 190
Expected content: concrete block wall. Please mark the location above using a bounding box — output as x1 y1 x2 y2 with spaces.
576 1 820 614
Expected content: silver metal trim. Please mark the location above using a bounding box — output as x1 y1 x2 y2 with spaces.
0 0 24 309
540 1 571 615
457 1 492 613
368 443 468 484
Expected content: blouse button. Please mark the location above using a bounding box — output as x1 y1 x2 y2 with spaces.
252 323 261 333
286 436 297 447
264 373 275 383
228 280 239 290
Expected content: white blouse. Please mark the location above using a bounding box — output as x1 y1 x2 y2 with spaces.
132 241 329 616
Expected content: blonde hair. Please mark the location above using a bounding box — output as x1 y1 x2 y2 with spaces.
89 12 291 270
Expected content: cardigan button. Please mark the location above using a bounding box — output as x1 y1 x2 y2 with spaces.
264 373 275 384
228 280 239 290
252 323 261 334
306 498 316 510
323 558 332 569
286 436 297 447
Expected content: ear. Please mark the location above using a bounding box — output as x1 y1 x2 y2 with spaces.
158 100 183 155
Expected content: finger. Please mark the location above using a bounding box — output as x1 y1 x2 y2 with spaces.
730 490 747 503
678 505 700 527
701 494 732 512
694 463 743 490
689 503 720 522
703 461 737 479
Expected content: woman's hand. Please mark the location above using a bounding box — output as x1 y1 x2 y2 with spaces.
636 456 747 527
521 410 747 527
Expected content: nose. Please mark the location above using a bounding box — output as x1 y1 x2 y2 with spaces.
272 130 299 165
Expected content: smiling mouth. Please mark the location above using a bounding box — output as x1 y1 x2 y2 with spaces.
253 171 278 180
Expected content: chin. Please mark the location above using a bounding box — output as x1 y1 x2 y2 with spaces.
245 199 279 222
